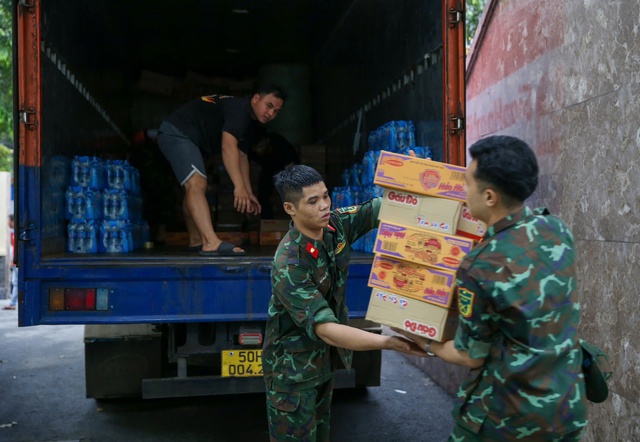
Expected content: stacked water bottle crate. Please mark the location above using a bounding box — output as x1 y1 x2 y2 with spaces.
66 156 149 253
332 120 433 253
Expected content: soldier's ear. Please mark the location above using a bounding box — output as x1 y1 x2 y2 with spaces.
484 188 498 208
283 201 296 217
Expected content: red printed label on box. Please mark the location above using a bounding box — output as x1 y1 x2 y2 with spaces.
369 255 456 308
374 221 474 271
374 151 467 202
456 204 486 241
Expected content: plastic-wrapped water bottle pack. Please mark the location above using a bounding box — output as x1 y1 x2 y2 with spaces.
333 120 434 253
66 156 149 253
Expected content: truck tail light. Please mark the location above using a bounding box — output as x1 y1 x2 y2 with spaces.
239 332 263 346
48 288 109 311
66 288 96 310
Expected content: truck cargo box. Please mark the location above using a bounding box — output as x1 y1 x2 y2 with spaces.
14 0 465 397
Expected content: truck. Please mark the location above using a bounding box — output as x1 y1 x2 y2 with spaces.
14 0 466 399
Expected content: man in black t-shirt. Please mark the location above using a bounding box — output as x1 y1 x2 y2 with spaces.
157 84 286 255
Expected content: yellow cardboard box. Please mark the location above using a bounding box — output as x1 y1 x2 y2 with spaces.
365 288 459 342
456 204 487 241
368 254 457 308
374 221 474 271
379 189 462 235
374 151 467 202
260 219 291 246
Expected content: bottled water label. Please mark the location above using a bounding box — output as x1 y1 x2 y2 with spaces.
66 187 102 220
100 220 133 253
71 156 105 189
67 220 98 253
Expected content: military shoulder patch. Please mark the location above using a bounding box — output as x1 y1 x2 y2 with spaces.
458 287 475 318
335 241 346 254
336 206 358 214
305 242 319 259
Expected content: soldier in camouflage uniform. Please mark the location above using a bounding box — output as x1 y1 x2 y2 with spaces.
262 165 425 442
396 136 588 441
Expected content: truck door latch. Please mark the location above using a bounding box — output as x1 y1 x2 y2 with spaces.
19 224 37 241
19 107 36 131
448 4 464 28
449 115 465 135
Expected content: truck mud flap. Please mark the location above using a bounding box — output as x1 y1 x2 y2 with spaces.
141 369 356 399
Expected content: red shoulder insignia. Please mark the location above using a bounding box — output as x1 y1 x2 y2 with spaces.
306 242 319 259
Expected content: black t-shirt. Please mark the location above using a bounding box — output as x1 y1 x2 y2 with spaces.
165 94 253 157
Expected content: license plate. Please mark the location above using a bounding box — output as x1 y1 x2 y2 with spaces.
221 349 263 377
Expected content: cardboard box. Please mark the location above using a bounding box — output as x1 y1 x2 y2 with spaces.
379 189 462 235
260 219 290 232
368 255 457 308
216 231 245 246
374 151 467 202
374 221 474 271
163 231 189 246
215 209 247 226
365 288 459 342
260 219 290 245
260 232 286 246
456 204 487 241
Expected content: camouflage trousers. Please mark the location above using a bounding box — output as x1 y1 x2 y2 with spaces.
266 378 334 442
449 422 585 441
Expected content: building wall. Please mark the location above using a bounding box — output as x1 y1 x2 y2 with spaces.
463 0 640 440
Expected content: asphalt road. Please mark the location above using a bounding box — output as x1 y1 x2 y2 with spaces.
0 300 455 442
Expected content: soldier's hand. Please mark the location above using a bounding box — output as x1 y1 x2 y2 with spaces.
390 327 430 351
386 336 429 357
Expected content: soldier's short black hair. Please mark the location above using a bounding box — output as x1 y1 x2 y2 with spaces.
254 83 287 102
469 135 538 207
274 165 324 207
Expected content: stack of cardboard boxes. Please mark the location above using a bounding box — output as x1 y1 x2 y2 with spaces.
365 151 486 342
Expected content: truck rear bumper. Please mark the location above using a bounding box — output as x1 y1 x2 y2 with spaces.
141 370 357 399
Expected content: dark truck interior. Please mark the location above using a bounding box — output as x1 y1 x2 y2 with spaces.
35 0 445 257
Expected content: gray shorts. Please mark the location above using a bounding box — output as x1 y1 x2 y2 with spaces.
157 121 207 186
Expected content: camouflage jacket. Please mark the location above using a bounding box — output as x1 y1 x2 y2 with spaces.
262 197 381 392
453 207 588 439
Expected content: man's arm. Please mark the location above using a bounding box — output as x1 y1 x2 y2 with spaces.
221 131 252 213
315 322 427 357
239 152 261 214
391 328 485 368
